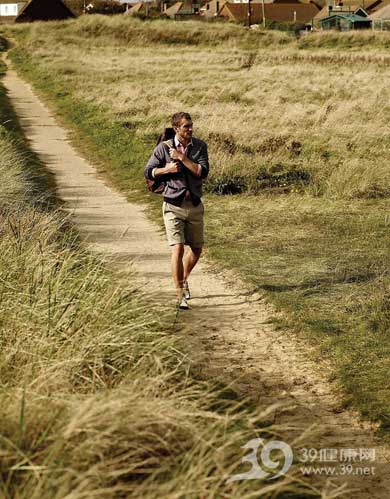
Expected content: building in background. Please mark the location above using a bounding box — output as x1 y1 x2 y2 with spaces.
320 11 372 28
0 0 26 22
218 1 319 24
126 0 151 14
15 0 75 22
370 2 390 28
119 0 152 11
163 0 200 19
313 3 368 27
201 0 226 18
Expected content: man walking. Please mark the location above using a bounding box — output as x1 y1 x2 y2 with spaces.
144 112 209 309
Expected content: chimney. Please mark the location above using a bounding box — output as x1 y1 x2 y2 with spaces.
182 0 193 11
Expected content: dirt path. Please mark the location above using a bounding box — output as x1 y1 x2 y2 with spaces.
4 67 390 498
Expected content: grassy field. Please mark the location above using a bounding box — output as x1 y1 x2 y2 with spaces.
0 43 324 498
3 16 390 435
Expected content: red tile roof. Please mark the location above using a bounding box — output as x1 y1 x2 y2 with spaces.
219 2 319 23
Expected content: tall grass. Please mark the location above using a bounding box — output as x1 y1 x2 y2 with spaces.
0 48 324 498
6 16 390 199
4 14 390 434
33 14 293 47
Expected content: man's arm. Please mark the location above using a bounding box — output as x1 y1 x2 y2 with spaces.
169 147 200 177
169 143 209 179
197 143 209 180
144 144 180 180
153 162 181 177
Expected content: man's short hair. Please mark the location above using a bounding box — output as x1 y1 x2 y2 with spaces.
171 112 192 129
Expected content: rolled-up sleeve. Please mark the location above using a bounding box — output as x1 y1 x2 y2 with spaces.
198 143 209 180
144 144 165 181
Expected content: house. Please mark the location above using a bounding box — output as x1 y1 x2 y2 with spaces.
202 0 274 19
126 1 149 14
336 0 386 12
119 0 133 11
202 0 227 18
370 2 390 28
218 2 320 24
324 0 390 13
164 1 182 17
119 0 151 12
0 0 26 22
313 3 368 27
320 12 372 28
15 0 75 22
163 0 200 19
202 0 319 19
368 0 390 12
313 0 390 26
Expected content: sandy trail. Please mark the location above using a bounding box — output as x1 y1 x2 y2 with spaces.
4 67 390 498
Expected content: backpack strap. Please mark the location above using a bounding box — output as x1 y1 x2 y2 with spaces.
162 139 174 149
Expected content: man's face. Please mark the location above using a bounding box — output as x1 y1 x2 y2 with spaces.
176 118 193 142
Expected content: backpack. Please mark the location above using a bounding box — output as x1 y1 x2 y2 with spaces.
145 139 174 194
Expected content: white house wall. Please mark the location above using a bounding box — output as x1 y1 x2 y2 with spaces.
0 3 25 16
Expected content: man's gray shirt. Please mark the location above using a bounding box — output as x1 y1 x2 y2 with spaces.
144 137 209 207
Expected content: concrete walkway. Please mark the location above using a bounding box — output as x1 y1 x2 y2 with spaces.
4 67 390 498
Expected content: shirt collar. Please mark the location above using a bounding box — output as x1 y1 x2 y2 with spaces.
174 135 193 148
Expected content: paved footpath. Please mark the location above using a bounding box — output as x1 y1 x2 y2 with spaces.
4 66 390 498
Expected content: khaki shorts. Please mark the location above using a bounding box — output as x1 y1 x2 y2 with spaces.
163 199 204 248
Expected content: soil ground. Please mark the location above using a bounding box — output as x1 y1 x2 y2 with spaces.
4 66 390 498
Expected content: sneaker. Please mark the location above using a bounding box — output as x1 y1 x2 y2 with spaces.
178 296 190 310
183 280 191 300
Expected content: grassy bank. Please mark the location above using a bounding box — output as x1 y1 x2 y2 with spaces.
3 16 390 434
0 50 322 498
7 16 390 199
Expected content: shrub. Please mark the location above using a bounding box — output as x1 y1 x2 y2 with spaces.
267 20 308 36
207 173 248 195
0 35 8 51
256 167 311 192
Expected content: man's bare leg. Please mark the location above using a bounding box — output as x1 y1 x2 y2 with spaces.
184 246 202 282
171 243 185 299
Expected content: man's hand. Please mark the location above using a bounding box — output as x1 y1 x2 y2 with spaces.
153 161 181 177
164 161 181 174
169 148 202 178
169 148 184 162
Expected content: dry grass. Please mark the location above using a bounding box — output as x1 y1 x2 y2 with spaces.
0 43 327 499
6 16 390 198
0 131 27 203
4 12 390 441
5 16 390 432
0 155 308 495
